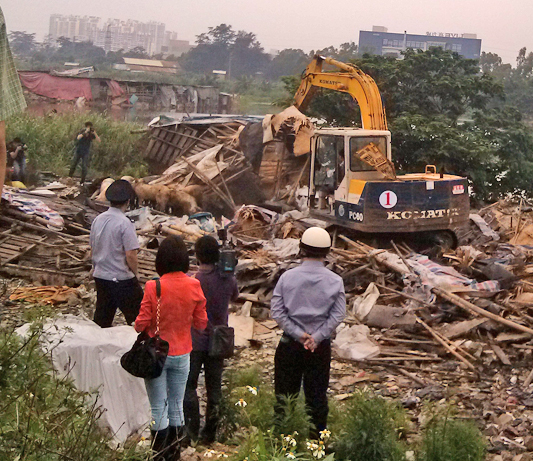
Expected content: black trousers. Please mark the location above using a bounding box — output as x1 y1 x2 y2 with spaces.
93 277 143 328
274 335 331 435
183 350 224 440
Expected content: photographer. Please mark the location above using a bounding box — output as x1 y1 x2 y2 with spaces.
6 137 27 183
69 121 100 185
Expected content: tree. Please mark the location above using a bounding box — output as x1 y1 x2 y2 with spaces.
179 24 270 78
230 31 270 78
124 46 149 59
481 48 533 119
8 31 36 56
266 49 309 79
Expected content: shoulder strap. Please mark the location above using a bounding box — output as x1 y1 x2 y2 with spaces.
155 278 161 298
155 279 162 336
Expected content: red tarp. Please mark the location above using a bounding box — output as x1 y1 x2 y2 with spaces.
19 72 93 101
107 80 125 98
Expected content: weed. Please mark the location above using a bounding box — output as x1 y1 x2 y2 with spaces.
226 365 263 389
333 390 407 461
272 394 312 441
417 412 485 461
5 112 148 181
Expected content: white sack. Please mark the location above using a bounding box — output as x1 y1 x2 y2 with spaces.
352 282 380 321
16 316 150 443
332 324 380 361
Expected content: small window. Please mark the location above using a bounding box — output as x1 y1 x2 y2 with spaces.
350 137 388 172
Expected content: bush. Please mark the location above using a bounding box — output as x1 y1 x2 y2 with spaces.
417 414 486 461
0 323 147 460
223 366 310 437
5 112 148 180
333 390 407 461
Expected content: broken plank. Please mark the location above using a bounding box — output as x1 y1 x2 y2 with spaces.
490 343 512 365
438 318 489 340
433 287 533 336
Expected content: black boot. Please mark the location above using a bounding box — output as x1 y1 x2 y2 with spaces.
150 427 169 461
166 426 181 460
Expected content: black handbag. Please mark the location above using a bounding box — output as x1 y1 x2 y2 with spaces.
208 325 235 359
121 279 169 379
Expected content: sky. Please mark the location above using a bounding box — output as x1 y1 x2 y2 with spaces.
2 0 531 65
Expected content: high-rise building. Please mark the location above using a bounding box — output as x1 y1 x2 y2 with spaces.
359 26 482 60
49 14 101 43
48 14 174 55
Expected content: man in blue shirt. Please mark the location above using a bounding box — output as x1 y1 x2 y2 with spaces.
271 227 345 437
90 180 143 327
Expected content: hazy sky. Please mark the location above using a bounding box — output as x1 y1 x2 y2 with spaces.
2 0 531 65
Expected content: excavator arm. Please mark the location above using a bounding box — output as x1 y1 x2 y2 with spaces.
294 54 388 131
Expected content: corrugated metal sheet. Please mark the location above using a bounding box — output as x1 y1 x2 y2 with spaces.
123 58 164 67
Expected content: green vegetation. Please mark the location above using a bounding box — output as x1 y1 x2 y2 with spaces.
5 112 148 180
417 410 486 461
0 319 147 460
221 368 486 461
332 391 407 461
0 315 487 460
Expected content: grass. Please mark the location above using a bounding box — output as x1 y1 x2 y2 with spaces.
417 411 486 461
5 112 149 181
0 315 486 461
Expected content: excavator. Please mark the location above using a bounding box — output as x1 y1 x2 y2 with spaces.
294 54 470 247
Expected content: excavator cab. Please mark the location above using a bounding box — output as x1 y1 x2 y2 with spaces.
310 129 391 207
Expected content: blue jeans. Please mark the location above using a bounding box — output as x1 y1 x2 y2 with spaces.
145 353 190 431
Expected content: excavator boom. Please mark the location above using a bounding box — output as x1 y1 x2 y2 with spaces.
294 55 388 131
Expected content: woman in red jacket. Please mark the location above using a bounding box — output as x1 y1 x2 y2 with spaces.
135 236 207 460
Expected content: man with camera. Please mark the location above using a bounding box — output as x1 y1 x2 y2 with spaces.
69 121 101 185
0 6 27 194
6 138 27 183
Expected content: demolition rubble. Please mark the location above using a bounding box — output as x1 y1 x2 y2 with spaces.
4 112 533 459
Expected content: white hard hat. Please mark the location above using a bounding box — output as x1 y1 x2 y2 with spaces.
300 227 331 256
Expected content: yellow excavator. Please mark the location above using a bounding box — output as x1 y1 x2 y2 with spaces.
294 54 469 246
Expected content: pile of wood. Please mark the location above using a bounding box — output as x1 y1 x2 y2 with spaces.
144 117 265 215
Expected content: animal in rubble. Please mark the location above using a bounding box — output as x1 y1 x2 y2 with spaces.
133 180 170 211
92 177 115 202
167 187 200 216
182 185 204 208
133 179 199 216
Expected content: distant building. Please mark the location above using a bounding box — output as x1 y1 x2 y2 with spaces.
359 26 482 60
49 14 100 43
161 38 192 57
48 14 184 56
115 58 180 74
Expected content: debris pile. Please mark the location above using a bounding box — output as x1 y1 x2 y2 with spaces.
224 201 533 460
5 140 533 459
142 116 266 216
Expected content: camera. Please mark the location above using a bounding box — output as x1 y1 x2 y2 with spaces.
217 228 238 275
